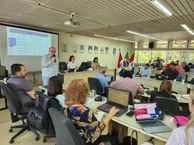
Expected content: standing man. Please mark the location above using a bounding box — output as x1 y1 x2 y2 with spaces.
42 47 58 86
7 64 35 113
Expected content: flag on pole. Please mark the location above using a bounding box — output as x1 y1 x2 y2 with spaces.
117 51 123 68
124 52 129 60
129 52 135 74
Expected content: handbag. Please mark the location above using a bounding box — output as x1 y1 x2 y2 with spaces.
27 94 49 132
122 130 138 145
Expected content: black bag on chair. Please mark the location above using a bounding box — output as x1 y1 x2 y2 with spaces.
27 93 60 134
122 130 138 145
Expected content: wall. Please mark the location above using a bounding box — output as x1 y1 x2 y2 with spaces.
58 32 133 69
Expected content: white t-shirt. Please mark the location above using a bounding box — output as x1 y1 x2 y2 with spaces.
67 61 77 69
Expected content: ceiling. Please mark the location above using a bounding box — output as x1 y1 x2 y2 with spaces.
0 0 194 42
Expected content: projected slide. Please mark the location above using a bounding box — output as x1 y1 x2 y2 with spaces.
7 27 51 56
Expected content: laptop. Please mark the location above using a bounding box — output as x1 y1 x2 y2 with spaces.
134 103 172 133
97 87 130 117
105 75 114 84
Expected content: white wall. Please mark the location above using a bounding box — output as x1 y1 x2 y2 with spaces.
58 32 133 69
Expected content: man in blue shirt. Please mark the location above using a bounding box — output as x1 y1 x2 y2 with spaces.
42 47 58 86
139 63 151 77
94 67 108 93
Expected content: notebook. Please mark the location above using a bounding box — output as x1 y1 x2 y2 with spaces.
134 103 172 133
97 87 130 117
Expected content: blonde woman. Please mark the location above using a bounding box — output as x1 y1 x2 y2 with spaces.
63 79 119 145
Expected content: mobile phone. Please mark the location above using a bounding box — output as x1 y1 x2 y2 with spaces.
126 110 134 117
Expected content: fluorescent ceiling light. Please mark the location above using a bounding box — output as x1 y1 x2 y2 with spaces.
94 34 136 42
151 0 172 16
127 30 158 40
181 24 194 35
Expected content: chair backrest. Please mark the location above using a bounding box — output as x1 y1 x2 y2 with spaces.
48 108 85 145
59 62 67 73
78 62 88 71
0 82 22 114
88 77 104 95
0 65 8 79
154 96 179 115
86 61 92 69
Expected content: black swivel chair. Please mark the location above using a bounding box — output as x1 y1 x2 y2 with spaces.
59 62 67 73
48 108 85 145
88 77 107 97
0 82 39 143
154 96 179 115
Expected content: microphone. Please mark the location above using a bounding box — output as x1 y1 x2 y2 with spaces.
53 54 56 62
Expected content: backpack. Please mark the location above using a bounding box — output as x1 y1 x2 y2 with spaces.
27 93 61 134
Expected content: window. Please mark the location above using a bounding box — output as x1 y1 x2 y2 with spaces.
172 40 187 48
135 42 138 49
167 51 187 62
156 41 168 48
143 41 149 48
188 51 194 63
137 51 151 63
152 51 167 62
189 40 194 48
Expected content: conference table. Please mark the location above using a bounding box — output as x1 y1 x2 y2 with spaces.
59 69 116 86
138 92 189 104
86 98 176 143
133 77 194 94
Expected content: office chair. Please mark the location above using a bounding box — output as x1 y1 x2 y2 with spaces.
88 77 107 96
86 61 92 69
154 96 179 115
48 108 85 145
78 62 88 71
59 62 67 73
0 82 39 143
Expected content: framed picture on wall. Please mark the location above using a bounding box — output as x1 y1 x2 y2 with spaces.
63 43 68 52
105 47 109 54
100 46 104 54
88 45 93 53
72 44 78 53
113 48 116 56
94 46 98 54
79 45 85 53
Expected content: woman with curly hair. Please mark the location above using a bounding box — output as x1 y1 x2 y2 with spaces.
63 79 119 145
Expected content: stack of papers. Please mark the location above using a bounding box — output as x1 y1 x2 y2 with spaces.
94 111 105 121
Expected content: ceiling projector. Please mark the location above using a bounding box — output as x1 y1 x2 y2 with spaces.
64 12 80 27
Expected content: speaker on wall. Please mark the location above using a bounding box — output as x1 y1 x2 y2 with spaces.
149 42 154 49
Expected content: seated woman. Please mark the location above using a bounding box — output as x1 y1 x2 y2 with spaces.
91 57 100 70
46 76 65 107
142 94 194 145
149 80 177 102
63 79 119 145
67 55 77 72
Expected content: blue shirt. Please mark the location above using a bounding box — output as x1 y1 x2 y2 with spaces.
42 54 58 77
139 67 151 76
94 73 108 92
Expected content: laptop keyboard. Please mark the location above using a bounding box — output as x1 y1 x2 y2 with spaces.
139 121 165 127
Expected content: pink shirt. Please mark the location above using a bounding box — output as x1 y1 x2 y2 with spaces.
110 77 144 97
176 65 185 74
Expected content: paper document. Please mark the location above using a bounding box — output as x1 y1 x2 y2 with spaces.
94 111 105 121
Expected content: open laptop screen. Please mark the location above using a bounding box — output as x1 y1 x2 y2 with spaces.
108 88 129 107
134 103 158 121
105 75 113 82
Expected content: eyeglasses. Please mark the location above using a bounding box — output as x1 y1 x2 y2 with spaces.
50 51 56 52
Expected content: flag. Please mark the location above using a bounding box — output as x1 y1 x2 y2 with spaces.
117 51 123 68
129 52 135 74
124 52 129 60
